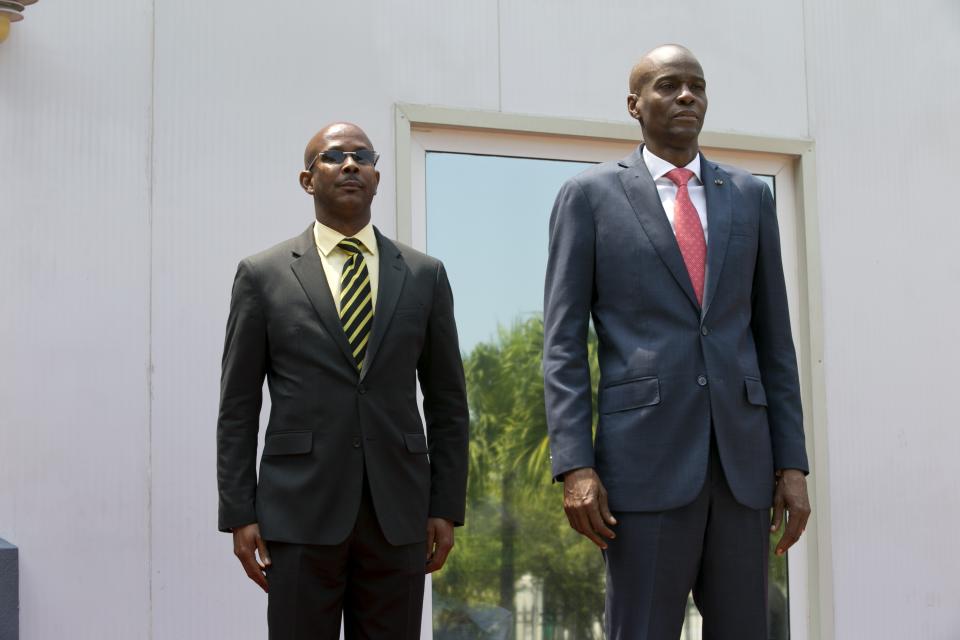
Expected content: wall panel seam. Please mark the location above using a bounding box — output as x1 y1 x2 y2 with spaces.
147 0 157 637
496 0 502 112
801 0 813 138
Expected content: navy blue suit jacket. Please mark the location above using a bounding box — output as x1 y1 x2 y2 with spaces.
543 146 808 512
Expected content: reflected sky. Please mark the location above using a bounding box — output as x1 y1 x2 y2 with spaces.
426 152 592 353
425 151 774 354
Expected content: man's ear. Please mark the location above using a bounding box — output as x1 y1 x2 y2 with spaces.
299 170 314 194
373 170 380 195
626 93 642 123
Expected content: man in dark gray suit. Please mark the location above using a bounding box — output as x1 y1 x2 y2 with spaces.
217 122 469 639
543 45 811 638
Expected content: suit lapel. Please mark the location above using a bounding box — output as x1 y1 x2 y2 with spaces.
360 228 406 382
701 159 732 317
617 147 700 311
289 225 358 371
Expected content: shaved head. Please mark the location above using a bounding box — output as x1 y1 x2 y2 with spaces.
625 43 707 167
299 121 379 236
304 122 374 169
629 44 701 94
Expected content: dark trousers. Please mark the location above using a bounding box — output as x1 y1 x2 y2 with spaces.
603 441 770 640
266 475 425 640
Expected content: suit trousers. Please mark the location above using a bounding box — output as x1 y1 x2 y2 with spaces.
265 471 426 640
602 438 770 640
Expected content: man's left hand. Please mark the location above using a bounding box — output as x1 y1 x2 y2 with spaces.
771 469 811 556
425 517 455 573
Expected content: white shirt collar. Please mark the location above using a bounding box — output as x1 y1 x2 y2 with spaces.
642 146 702 184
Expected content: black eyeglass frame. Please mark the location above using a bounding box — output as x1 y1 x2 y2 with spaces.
307 149 380 171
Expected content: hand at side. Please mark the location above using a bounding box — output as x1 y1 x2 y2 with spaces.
425 518 455 573
771 469 811 555
233 522 271 592
563 467 617 549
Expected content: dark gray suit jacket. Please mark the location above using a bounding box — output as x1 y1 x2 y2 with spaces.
544 146 808 512
217 225 469 546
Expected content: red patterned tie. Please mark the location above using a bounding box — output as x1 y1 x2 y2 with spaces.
665 167 706 306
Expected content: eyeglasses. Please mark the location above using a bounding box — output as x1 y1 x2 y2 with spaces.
307 149 380 170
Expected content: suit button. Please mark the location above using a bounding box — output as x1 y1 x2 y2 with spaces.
358 385 367 395
697 375 708 387
352 437 362 448
701 326 709 336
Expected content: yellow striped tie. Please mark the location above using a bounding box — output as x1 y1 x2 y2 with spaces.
338 238 374 371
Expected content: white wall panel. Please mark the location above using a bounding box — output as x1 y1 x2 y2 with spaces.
148 2 499 637
4 0 960 637
805 0 960 637
0 1 153 638
499 0 809 138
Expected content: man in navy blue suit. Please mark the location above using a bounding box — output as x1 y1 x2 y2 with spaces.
543 45 810 639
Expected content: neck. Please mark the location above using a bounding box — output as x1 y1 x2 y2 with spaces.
644 140 699 168
314 209 371 237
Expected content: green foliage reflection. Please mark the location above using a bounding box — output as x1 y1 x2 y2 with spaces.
434 316 789 639
434 317 604 639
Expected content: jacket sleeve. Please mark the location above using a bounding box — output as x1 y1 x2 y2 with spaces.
217 259 268 532
752 184 809 473
543 178 597 480
417 262 470 526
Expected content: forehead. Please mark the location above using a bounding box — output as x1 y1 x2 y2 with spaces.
640 49 705 86
318 126 373 150
649 56 705 82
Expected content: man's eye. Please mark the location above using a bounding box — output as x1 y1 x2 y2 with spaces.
321 151 345 163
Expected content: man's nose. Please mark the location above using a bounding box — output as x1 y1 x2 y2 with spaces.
677 85 696 103
341 156 360 172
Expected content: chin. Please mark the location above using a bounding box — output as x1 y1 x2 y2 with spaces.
337 196 374 210
669 126 702 139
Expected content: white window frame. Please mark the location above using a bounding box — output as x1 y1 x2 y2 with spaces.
395 103 834 640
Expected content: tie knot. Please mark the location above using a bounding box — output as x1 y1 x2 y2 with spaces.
338 238 366 255
665 167 695 188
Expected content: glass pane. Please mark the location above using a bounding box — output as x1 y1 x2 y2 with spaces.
427 152 603 639
426 152 788 639
757 174 776 196
758 173 791 640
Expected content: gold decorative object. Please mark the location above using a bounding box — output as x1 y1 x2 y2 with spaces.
0 0 38 43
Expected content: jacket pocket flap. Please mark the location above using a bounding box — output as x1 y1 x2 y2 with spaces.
599 376 661 414
404 433 429 453
744 377 768 406
262 431 312 456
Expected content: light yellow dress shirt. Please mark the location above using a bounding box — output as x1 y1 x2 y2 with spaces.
313 220 380 314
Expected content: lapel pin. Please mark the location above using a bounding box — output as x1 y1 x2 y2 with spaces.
714 178 724 185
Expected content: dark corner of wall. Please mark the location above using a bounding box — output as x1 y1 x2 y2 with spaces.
0 537 17 640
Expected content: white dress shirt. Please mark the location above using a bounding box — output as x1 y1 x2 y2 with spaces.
642 146 708 243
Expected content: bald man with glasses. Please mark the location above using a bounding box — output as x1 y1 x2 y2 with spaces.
217 122 469 639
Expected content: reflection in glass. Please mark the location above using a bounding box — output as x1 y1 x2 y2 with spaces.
426 152 787 639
